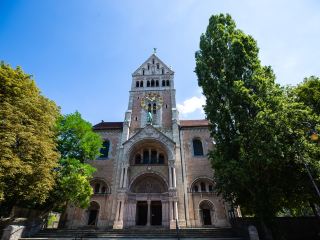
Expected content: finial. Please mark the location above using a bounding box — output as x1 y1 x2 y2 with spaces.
153 48 157 54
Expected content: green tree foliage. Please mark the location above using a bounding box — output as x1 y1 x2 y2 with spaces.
195 13 320 235
53 158 96 209
294 76 320 115
57 111 103 163
0 62 60 209
52 112 102 209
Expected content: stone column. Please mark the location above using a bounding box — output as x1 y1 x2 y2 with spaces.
113 200 124 229
114 201 120 221
169 200 176 229
169 200 173 221
119 167 124 188
168 166 172 189
147 200 151 226
175 201 179 220
123 166 128 188
172 167 177 188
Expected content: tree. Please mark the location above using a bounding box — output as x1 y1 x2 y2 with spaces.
57 111 103 163
0 62 60 215
51 112 102 210
294 76 320 115
195 14 320 238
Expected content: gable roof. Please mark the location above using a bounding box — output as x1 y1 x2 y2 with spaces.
132 53 174 76
179 119 210 128
93 121 123 130
123 124 175 145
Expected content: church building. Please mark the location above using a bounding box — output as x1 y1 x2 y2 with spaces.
65 53 231 229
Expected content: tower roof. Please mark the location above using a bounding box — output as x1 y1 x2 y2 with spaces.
132 53 174 76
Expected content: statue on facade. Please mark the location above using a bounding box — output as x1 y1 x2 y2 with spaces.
147 111 153 125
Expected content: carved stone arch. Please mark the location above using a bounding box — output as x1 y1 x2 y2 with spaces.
198 199 215 226
190 176 214 188
90 178 111 194
129 171 169 193
124 137 175 162
190 176 215 193
199 199 214 210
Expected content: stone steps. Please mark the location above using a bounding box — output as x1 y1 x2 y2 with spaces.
20 227 245 239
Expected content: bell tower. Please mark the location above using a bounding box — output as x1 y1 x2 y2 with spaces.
123 51 178 139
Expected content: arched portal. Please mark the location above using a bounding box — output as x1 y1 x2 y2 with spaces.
199 200 214 226
129 173 168 227
87 201 100 226
130 173 168 193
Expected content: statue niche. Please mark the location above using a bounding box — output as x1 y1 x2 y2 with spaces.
131 175 167 193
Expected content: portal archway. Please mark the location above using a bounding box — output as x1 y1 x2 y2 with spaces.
87 201 100 226
130 173 168 193
129 173 168 227
199 200 214 226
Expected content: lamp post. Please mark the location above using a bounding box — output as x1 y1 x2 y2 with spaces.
302 125 320 200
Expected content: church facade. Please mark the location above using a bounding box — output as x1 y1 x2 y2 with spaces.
65 53 231 229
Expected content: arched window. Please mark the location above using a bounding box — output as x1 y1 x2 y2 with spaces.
156 80 159 87
142 69 145 75
147 64 150 70
151 150 157 164
94 183 100 193
132 149 166 165
135 153 142 164
148 103 151 113
92 181 109 195
140 81 143 87
162 80 166 86
151 79 155 87
143 150 149 164
152 59 155 64
166 80 170 86
153 103 157 114
156 63 159 69
201 182 206 192
158 153 164 164
191 178 214 193
136 81 139 87
100 140 110 159
162 68 164 75
193 139 204 156
147 81 150 87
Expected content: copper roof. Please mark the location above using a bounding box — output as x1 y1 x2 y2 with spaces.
93 121 123 130
179 119 210 128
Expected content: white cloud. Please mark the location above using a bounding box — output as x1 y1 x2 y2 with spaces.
177 95 206 115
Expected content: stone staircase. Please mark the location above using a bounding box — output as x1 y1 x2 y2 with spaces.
20 227 245 239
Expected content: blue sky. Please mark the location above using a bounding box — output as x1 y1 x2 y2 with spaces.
1 0 320 124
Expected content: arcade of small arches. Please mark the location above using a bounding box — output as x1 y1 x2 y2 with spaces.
129 141 168 165
135 79 170 88
191 178 215 193
91 179 110 195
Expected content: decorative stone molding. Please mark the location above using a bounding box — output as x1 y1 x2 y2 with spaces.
123 124 175 161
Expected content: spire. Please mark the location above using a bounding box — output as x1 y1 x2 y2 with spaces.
153 48 157 55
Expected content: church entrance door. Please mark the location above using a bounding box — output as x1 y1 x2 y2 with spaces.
202 209 212 225
88 210 98 225
151 201 162 225
136 201 148 225
87 201 99 226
